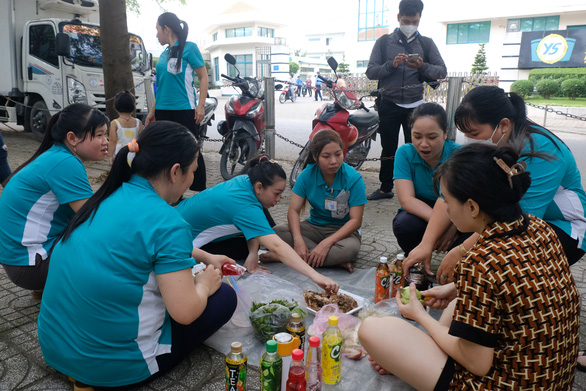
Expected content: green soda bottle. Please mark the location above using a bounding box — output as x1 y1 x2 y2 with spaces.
321 316 342 385
261 340 282 391
225 341 247 391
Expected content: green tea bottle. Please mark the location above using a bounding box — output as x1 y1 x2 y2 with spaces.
261 340 282 391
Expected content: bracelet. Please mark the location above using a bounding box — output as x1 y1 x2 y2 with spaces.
459 244 467 256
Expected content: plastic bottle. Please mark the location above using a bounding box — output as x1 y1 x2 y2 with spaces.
222 262 246 276
274 332 300 391
404 262 431 291
374 256 390 303
305 336 322 391
321 316 342 385
286 349 307 391
390 253 405 298
286 313 306 354
261 340 282 391
225 341 247 391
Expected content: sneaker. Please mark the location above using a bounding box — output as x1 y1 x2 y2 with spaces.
367 189 394 201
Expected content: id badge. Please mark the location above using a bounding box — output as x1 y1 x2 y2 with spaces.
325 199 337 211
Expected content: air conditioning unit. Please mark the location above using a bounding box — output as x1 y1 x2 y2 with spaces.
38 0 99 15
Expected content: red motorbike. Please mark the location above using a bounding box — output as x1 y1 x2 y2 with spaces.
217 53 269 180
278 82 296 104
290 57 380 187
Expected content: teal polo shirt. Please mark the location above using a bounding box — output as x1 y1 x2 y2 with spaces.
0 144 93 266
393 139 460 208
293 163 367 227
38 175 195 387
176 175 275 247
155 41 204 110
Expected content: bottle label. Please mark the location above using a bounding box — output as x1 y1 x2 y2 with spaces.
286 324 306 353
225 359 247 391
260 358 282 391
322 333 342 384
390 270 403 298
375 266 390 303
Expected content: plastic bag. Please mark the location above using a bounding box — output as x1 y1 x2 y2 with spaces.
357 298 401 321
307 304 366 360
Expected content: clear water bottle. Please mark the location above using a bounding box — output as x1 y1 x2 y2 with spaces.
305 336 322 391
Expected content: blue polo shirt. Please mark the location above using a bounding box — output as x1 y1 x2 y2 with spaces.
38 175 195 387
176 175 275 247
293 163 367 227
155 41 204 110
393 139 460 207
519 128 586 252
0 144 93 266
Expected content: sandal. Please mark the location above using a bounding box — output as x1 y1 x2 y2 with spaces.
577 350 586 372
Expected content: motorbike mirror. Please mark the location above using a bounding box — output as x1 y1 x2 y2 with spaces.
275 84 283 90
370 90 380 97
224 53 236 65
327 57 338 72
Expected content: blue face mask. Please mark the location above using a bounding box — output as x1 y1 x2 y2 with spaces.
464 124 505 147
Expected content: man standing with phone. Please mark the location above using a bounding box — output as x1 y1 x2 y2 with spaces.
365 0 446 200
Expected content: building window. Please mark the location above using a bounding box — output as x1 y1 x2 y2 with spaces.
213 32 218 41
512 16 559 32
258 27 274 38
308 38 320 42
214 57 219 81
447 22 490 44
357 0 390 42
357 60 369 67
301 67 313 73
568 25 586 30
228 54 253 77
225 27 253 38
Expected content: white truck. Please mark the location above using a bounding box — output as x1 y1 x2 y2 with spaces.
0 0 150 140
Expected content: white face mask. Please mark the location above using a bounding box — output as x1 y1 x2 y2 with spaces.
400 25 418 38
464 124 505 147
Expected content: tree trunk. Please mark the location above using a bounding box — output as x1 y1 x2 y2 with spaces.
99 0 134 121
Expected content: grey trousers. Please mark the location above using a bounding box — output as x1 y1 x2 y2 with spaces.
273 220 361 266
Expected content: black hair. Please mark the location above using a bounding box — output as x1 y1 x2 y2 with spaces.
61 121 198 241
7 103 108 181
305 129 344 168
399 0 424 16
455 86 563 159
244 155 286 188
433 144 531 227
410 102 448 133
114 90 136 114
157 12 188 72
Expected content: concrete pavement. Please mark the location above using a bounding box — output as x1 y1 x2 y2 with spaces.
2 113 586 389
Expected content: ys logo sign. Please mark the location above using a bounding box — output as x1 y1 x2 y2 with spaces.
531 34 577 64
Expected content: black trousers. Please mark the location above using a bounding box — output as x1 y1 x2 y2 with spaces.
377 100 414 193
154 109 206 191
549 223 585 266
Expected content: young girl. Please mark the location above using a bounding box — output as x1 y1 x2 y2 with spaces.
393 102 463 255
359 144 579 390
263 129 367 272
108 90 143 164
0 104 108 295
38 121 236 389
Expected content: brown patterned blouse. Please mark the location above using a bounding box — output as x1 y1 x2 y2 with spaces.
449 215 579 390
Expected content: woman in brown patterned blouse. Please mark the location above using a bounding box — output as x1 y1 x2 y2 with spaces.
359 144 579 390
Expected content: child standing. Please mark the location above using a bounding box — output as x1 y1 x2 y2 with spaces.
108 91 143 164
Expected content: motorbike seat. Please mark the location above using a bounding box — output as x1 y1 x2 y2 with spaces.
348 110 379 128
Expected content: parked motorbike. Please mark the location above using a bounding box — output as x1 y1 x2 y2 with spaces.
290 57 380 188
217 53 266 180
278 82 296 104
301 83 311 97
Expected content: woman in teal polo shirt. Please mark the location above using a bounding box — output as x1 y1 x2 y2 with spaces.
0 104 108 296
393 103 463 255
38 121 236 389
145 12 208 191
264 130 367 272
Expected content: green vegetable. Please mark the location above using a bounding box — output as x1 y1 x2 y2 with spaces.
400 286 423 305
249 299 306 341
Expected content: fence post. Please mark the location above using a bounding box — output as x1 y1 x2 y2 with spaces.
543 105 548 128
144 74 155 116
445 76 463 141
264 77 276 159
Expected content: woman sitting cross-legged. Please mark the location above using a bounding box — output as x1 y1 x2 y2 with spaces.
359 144 579 390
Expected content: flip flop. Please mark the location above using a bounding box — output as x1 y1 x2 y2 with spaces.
577 350 586 372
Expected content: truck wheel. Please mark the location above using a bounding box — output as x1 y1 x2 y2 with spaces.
30 100 49 141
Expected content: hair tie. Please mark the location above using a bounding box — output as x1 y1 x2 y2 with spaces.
127 139 139 153
258 155 275 163
493 157 527 189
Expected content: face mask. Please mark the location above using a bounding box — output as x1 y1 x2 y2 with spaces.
464 124 505 146
400 25 418 38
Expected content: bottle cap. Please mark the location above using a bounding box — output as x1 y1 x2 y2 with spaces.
291 312 301 322
379 256 388 263
266 340 278 353
328 315 338 326
230 341 242 353
309 336 320 347
292 349 304 361
396 253 405 260
192 263 206 276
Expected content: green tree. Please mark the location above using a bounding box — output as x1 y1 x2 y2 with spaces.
289 61 300 75
126 0 186 13
337 55 350 74
471 43 488 74
294 48 307 57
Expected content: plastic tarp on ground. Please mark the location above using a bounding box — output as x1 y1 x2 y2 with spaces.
205 262 443 391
